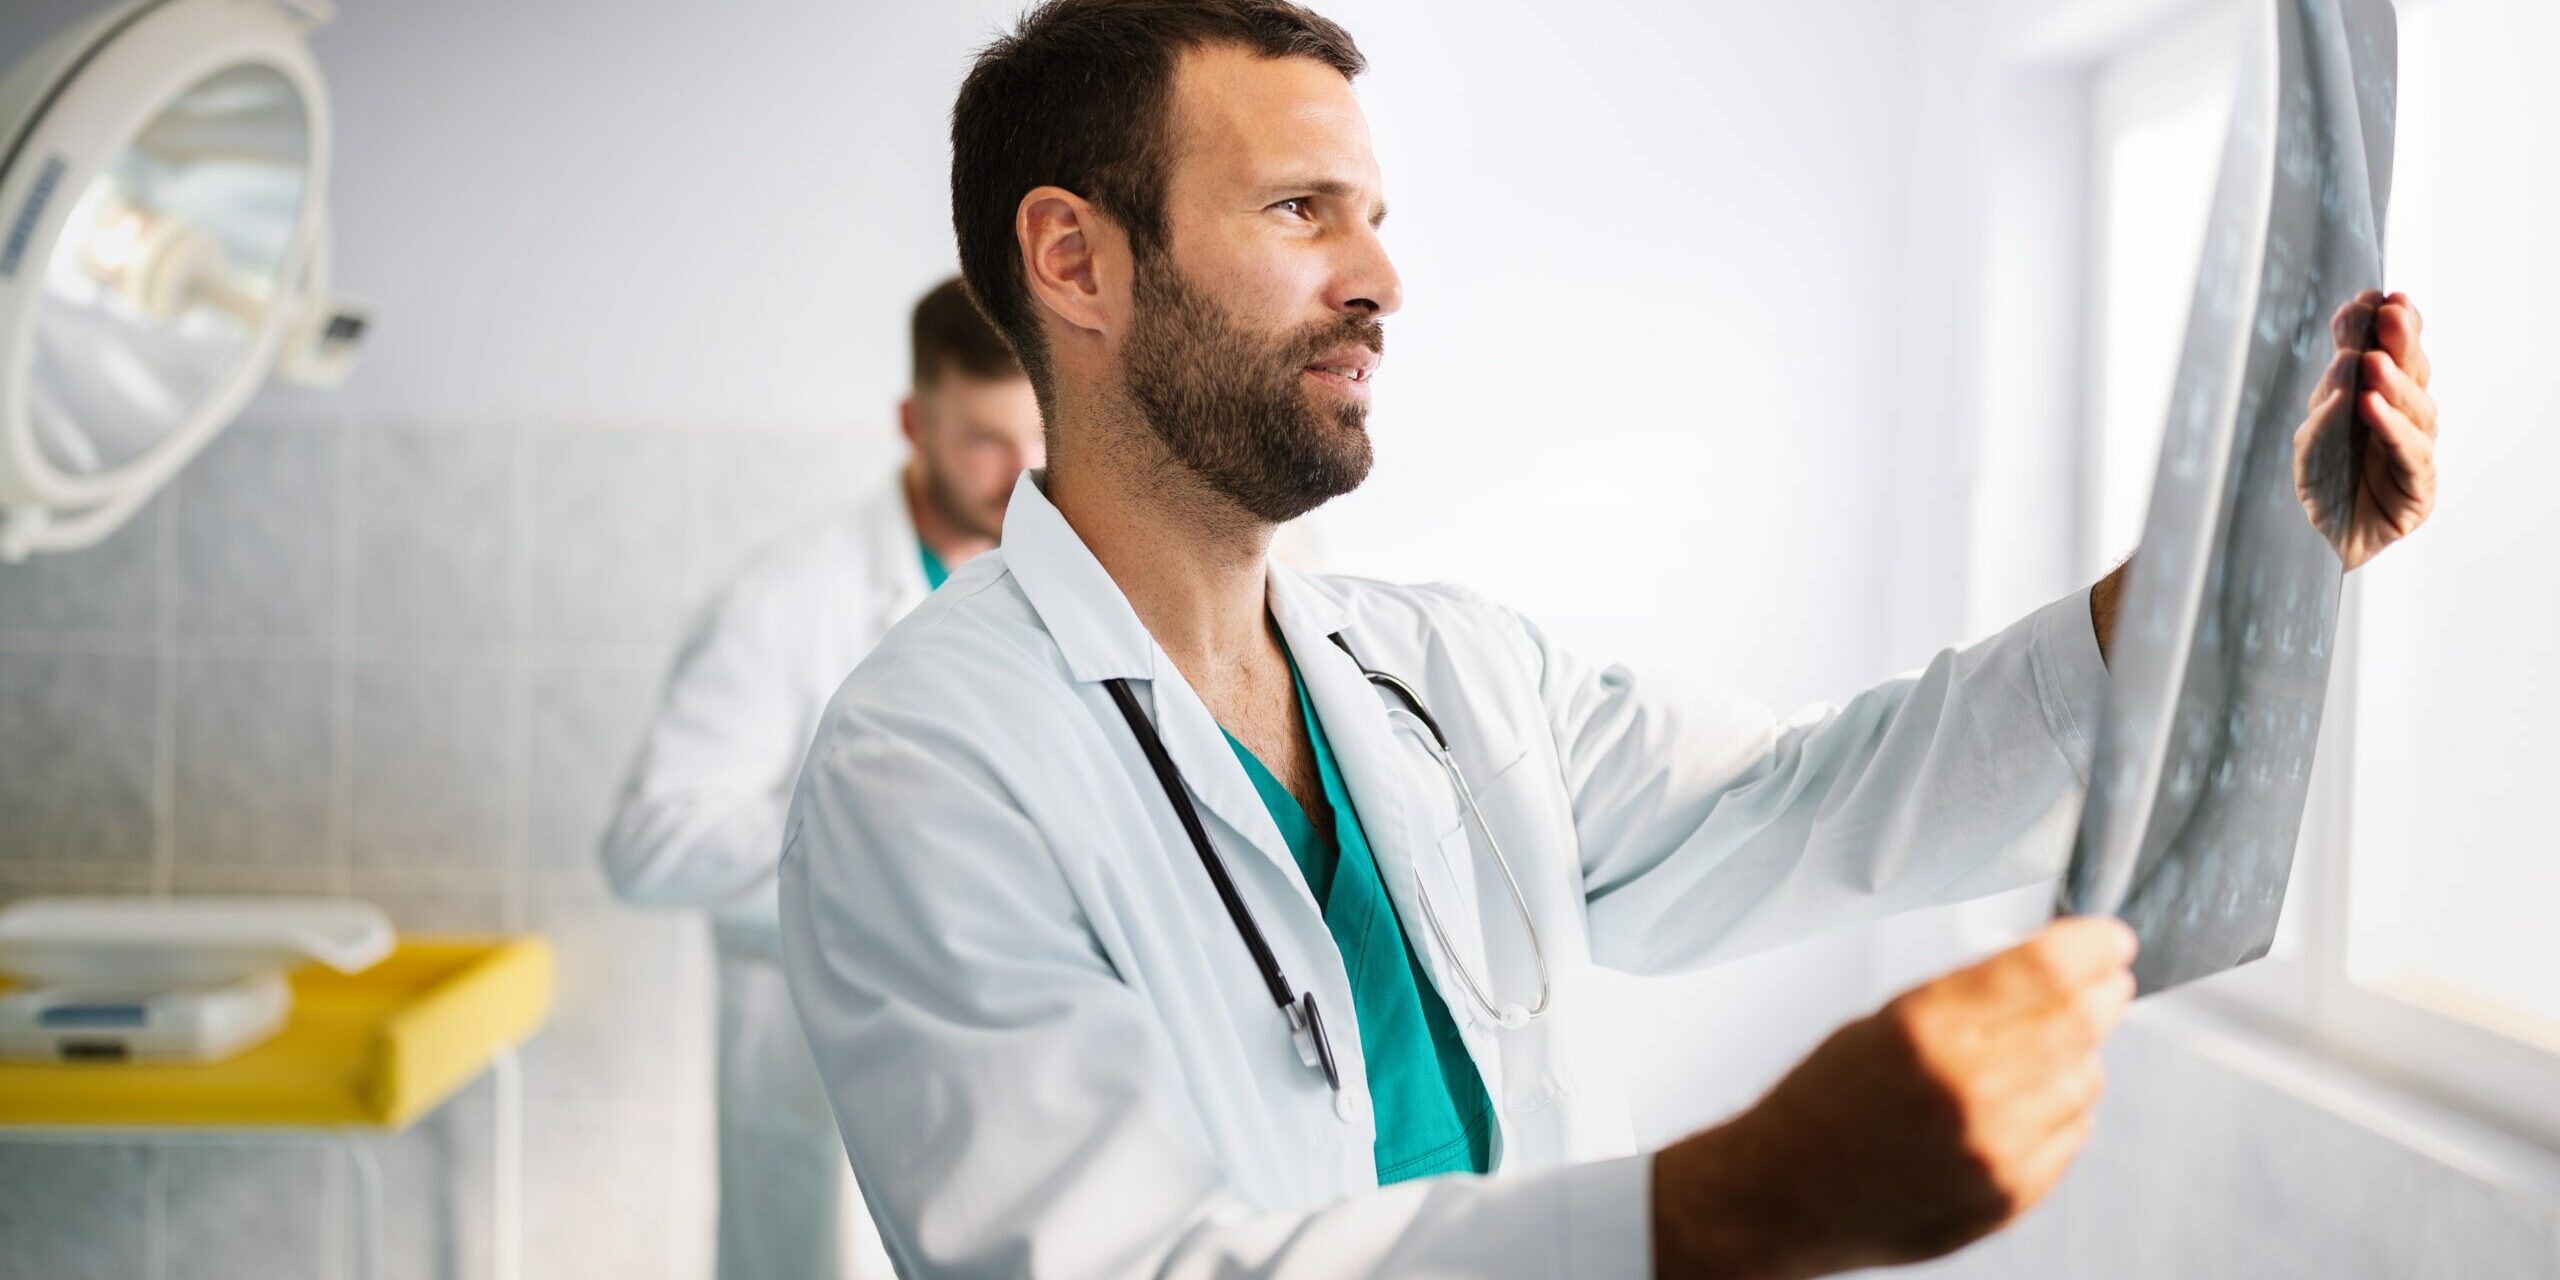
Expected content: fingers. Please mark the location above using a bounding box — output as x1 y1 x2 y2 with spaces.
2297 385 2348 467
1804 922 2132 1263
2376 293 2430 388
2362 391 2436 491
1997 967 2137 1057
1952 917 2138 1014
1974 1009 2113 1119
2307 348 2358 412
2003 1111 2098 1222
2331 290 2381 349
2362 393 2437 525
2359 348 2436 438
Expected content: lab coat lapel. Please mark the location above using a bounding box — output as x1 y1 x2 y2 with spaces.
1138 664 1323 911
996 473 1321 912
1272 570 1503 1084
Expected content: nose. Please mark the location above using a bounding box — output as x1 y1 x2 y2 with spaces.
1331 223 1402 320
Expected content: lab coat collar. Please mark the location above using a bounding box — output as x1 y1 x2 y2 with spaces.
1264 558 1350 643
998 470 1329 924
999 470 1160 684
1004 469 1363 680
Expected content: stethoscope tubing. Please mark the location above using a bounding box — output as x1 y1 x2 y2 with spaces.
1102 632 1554 1093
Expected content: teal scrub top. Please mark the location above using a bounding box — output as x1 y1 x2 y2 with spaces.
918 538 949 590
1220 651 1495 1183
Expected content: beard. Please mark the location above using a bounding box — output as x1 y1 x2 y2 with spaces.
1120 252 1381 524
921 460 1003 542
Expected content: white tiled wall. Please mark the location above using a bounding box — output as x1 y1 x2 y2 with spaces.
0 416 892 1280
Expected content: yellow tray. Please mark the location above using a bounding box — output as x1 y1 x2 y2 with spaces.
0 935 552 1131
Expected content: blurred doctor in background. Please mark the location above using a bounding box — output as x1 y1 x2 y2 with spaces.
602 278 1042 1279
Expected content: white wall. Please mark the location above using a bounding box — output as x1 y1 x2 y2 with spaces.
1309 0 1916 702
1309 0 1953 1136
268 0 1022 435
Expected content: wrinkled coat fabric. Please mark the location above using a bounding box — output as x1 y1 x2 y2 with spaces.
781 471 2108 1280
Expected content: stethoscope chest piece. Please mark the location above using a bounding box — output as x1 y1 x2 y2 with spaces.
1286 990 1341 1093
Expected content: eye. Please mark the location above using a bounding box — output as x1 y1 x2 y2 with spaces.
1272 197 1313 219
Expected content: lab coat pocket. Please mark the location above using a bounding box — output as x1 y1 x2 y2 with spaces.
1422 743 1531 999
1428 823 1488 945
1416 819 1491 1019
1433 747 1541 970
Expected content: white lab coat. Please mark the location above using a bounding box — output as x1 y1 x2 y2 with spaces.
778 471 2109 1280
605 472 927 1280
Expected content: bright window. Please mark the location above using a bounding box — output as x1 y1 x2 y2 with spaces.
2338 0 2560 1041
2082 0 2560 1140
2088 16 2233 565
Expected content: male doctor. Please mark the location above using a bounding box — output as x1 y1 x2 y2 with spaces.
603 277 1042 1279
778 2 2442 1276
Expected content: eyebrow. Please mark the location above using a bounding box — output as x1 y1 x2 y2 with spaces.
1266 178 1388 229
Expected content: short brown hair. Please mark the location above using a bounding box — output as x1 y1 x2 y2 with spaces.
949 0 1365 402
911 275 1023 389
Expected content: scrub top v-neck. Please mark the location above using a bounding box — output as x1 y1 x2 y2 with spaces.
917 538 950 590
1220 649 1495 1183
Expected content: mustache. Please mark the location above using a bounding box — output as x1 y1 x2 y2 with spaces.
1284 314 1386 364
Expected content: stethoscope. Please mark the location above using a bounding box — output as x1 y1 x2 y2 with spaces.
1102 633 1551 1098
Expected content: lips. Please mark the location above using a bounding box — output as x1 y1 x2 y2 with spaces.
1299 346 1380 383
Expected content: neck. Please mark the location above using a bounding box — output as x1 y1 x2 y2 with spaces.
902 458 996 568
1043 395 1278 674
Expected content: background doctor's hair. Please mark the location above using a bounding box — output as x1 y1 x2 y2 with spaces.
912 274 1023 390
948 0 1366 402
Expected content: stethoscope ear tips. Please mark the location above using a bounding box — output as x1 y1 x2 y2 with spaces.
1495 1004 1531 1030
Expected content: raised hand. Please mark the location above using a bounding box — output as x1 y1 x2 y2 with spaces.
1652 917 2138 1279
2295 290 2438 570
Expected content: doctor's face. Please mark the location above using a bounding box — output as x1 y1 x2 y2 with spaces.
1118 46 1401 523
912 371 1044 540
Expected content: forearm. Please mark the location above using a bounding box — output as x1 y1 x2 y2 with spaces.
1653 1129 1820 1280
600 784 789 911
1651 1122 1893 1280
1571 587 2105 974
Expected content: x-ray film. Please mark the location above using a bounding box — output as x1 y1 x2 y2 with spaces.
2060 0 2396 993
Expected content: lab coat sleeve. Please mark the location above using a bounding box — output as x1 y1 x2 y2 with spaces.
1538 588 2110 974
780 726 1654 1280
600 587 810 925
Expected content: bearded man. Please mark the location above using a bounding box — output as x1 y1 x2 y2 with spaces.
775 3 2441 1276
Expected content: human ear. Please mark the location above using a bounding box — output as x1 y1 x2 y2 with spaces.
1016 186 1125 342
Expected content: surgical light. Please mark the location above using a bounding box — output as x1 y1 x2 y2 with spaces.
0 0 363 562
